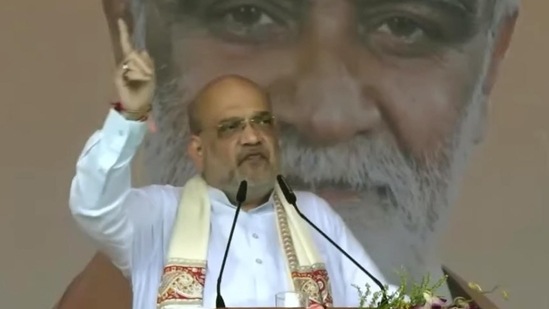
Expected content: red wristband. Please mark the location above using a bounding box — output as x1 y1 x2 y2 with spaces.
110 101 150 121
111 101 125 113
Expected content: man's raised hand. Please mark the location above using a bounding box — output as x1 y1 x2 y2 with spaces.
114 18 155 121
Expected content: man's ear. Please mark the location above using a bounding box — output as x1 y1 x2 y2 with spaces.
475 10 519 144
102 0 133 64
187 135 205 171
483 10 519 97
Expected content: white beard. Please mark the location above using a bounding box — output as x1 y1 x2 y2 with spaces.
140 62 486 297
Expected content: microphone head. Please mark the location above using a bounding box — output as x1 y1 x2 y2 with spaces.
236 180 248 204
276 175 297 204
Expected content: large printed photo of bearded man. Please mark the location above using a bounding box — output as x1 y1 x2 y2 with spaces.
55 0 519 308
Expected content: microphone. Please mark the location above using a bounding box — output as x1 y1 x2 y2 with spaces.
215 180 248 308
276 175 389 305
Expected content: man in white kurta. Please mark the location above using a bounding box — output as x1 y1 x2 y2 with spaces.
69 24 391 308
70 108 393 308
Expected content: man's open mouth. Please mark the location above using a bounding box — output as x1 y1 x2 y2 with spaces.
239 153 267 165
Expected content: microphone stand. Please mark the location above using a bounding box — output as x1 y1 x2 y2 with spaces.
293 206 388 305
215 181 247 308
276 175 389 306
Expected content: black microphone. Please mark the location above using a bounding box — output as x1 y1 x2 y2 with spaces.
215 180 248 308
276 175 389 305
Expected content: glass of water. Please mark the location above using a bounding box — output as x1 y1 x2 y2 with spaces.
275 291 309 308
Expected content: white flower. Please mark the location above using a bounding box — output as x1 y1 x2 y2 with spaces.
419 291 447 308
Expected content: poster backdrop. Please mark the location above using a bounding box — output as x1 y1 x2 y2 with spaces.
133 0 520 293
1 0 547 309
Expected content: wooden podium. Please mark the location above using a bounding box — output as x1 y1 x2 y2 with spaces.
442 266 500 309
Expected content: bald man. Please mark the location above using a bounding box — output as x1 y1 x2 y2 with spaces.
69 20 393 308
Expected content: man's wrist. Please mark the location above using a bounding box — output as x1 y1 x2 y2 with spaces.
111 101 151 121
121 110 149 121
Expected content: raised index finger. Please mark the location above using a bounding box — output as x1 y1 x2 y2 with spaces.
118 19 133 57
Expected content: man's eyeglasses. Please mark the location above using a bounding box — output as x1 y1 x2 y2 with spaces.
216 113 276 138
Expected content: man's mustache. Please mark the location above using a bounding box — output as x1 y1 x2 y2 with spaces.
277 123 414 188
237 147 269 165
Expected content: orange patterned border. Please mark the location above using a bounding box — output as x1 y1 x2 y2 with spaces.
274 193 334 307
157 262 207 307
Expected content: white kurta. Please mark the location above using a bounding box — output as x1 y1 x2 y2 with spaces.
69 109 393 309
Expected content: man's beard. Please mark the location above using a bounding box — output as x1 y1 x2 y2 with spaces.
279 124 452 237
204 155 278 202
141 70 481 288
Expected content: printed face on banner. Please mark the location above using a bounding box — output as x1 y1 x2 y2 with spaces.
129 0 514 282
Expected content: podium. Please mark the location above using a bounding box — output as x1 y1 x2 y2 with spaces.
442 266 500 309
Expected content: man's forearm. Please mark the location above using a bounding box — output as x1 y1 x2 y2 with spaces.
69 109 147 274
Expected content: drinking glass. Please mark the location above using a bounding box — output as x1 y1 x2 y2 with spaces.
275 291 309 308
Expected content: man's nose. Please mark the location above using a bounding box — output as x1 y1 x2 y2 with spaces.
290 61 382 145
238 124 261 145
274 3 382 145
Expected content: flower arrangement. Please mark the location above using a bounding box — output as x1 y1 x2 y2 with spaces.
355 271 509 309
